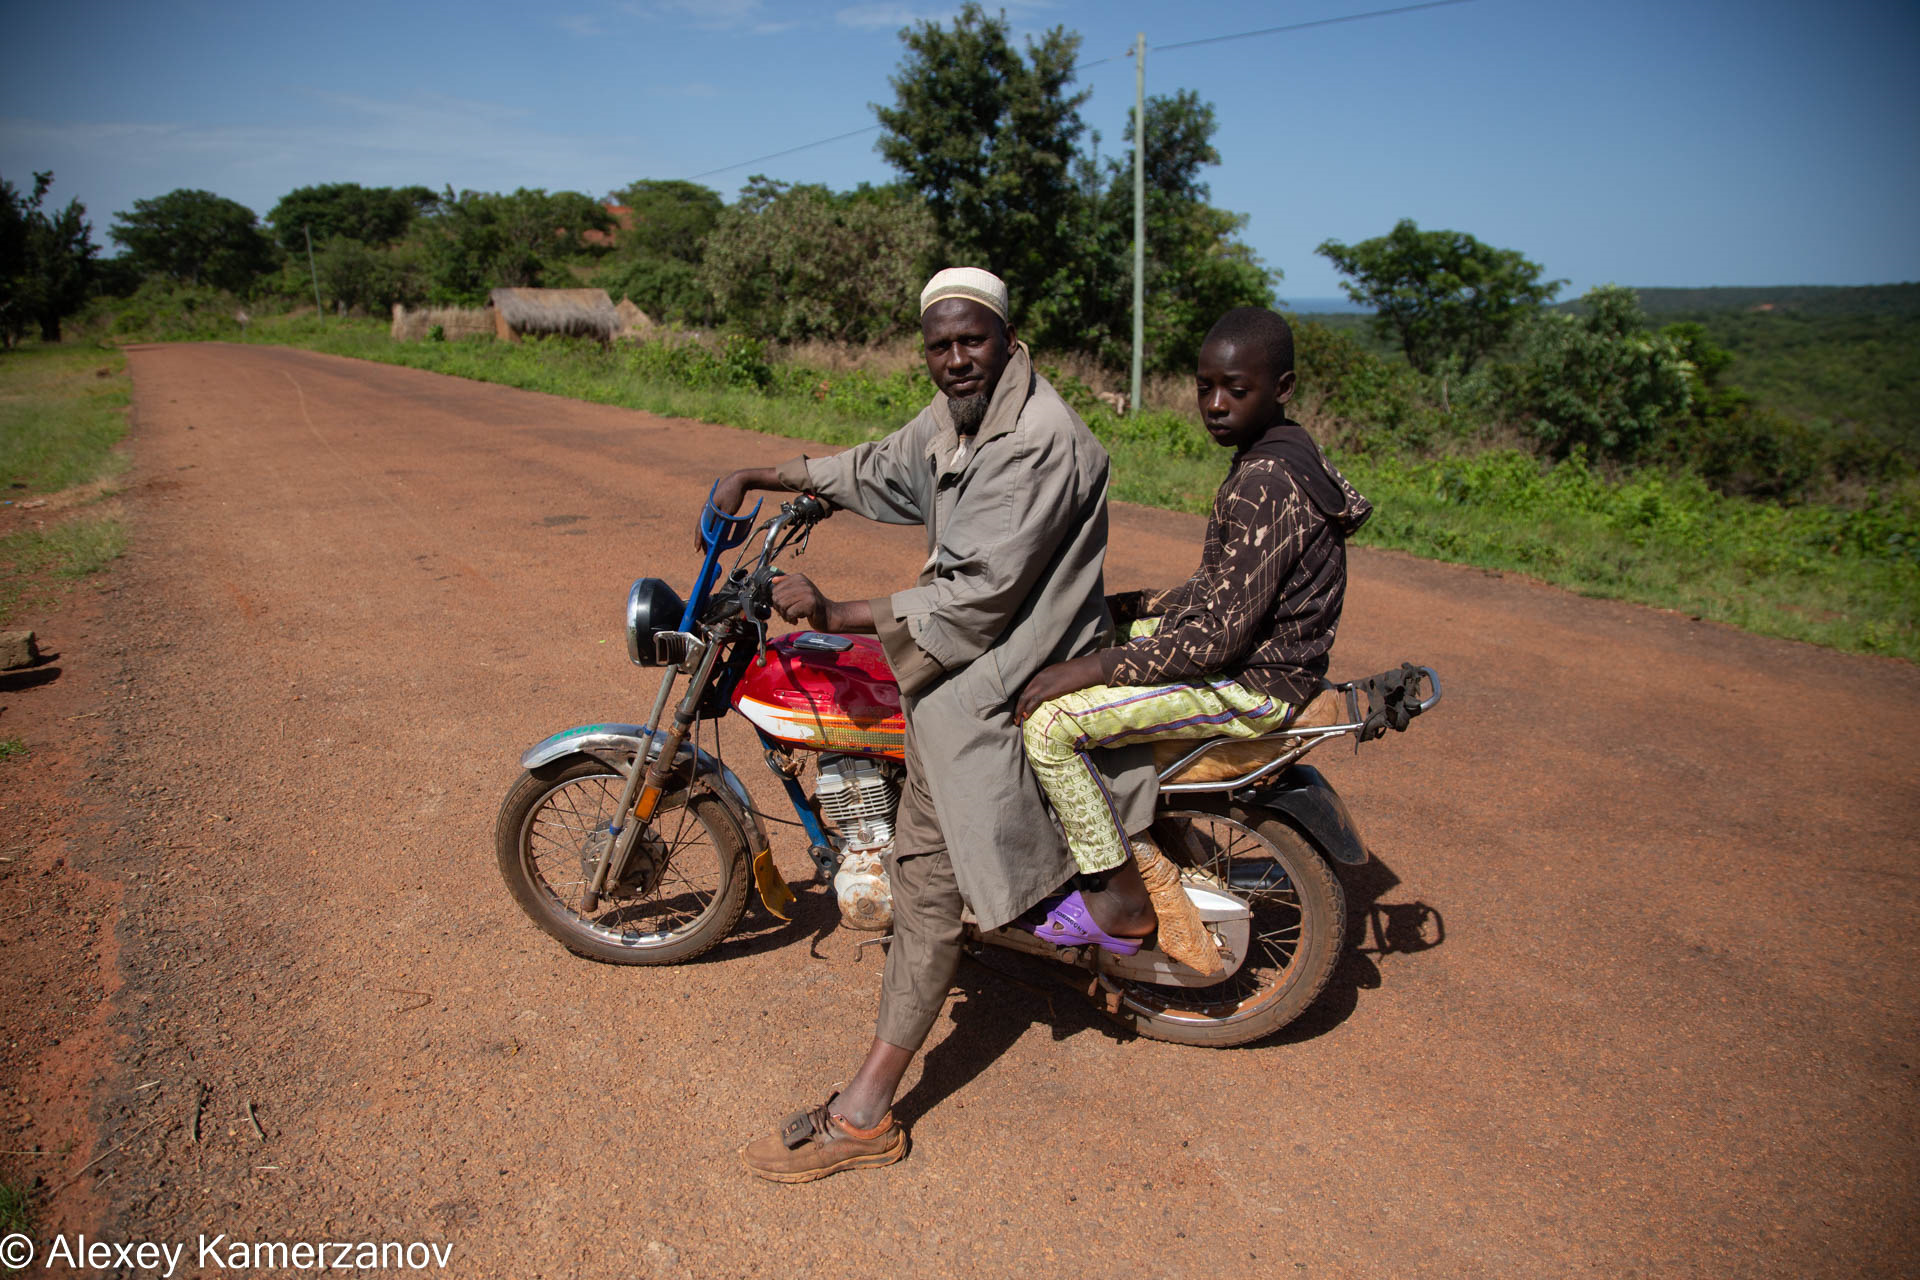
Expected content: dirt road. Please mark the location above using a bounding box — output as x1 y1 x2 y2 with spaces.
4 342 1916 1277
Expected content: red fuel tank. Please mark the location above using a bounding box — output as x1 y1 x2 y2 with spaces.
731 632 906 760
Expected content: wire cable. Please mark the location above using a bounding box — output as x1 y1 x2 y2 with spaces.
686 123 882 181
1152 0 1476 54
681 1 1475 182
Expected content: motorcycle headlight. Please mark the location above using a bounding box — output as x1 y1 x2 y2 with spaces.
625 578 688 667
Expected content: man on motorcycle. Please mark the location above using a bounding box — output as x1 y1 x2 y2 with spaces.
706 267 1156 1182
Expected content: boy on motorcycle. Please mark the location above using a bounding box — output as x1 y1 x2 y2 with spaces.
1015 307 1373 974
706 268 1157 1182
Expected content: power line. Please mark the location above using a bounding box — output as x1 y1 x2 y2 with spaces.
1152 0 1476 54
680 1 1475 183
685 124 881 182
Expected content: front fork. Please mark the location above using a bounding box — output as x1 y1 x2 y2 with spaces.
581 637 725 912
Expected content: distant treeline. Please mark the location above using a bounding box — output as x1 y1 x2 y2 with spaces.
1563 283 1920 320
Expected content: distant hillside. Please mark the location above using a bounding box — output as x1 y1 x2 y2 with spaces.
1287 286 1917 452
1280 295 1371 315
1564 283 1920 320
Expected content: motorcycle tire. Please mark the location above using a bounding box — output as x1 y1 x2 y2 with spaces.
495 755 751 966
1119 807 1346 1048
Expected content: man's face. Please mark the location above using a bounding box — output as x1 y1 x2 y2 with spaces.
921 299 1015 430
1196 338 1296 449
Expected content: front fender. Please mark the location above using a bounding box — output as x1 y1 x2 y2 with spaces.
1241 764 1369 865
519 722 772 881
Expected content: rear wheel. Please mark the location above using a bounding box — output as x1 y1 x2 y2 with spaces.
1119 807 1345 1047
495 756 750 965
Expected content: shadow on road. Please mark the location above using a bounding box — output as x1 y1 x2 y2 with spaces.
896 953 1108 1127
0 663 61 693
1272 851 1444 1045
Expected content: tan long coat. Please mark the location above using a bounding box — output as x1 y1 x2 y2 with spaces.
776 344 1156 929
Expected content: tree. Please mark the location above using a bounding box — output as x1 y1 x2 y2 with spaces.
874 3 1086 316
1026 93 1272 372
605 179 722 264
266 183 438 253
1317 219 1562 378
312 236 427 313
593 179 724 322
109 188 276 292
1 171 97 346
1507 285 1692 460
699 177 937 344
421 187 613 303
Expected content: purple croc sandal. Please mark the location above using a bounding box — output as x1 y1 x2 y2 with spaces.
1026 891 1146 956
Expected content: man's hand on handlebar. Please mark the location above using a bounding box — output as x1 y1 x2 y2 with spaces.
769 573 835 631
769 574 876 635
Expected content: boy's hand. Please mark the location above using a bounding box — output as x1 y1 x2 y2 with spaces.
1016 654 1106 722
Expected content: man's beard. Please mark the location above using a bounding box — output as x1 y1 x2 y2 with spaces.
948 389 991 434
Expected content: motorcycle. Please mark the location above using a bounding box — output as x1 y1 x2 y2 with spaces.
495 491 1440 1047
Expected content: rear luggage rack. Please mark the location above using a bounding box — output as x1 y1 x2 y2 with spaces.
1157 664 1442 794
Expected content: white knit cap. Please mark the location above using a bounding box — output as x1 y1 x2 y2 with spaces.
919 267 1009 322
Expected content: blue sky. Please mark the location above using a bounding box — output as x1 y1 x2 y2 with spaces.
2 0 1915 300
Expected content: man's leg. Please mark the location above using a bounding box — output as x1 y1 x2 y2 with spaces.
742 746 960 1179
833 840 963 1129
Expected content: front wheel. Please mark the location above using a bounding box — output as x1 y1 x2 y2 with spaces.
495 756 750 965
1119 807 1346 1047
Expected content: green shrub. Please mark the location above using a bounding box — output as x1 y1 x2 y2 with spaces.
1505 286 1692 461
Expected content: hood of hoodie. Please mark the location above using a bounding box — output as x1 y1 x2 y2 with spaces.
1236 419 1371 536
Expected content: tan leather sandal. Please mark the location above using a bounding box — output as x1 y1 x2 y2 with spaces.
1136 834 1225 977
741 1097 907 1183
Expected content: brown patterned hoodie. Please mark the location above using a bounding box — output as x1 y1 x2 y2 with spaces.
1100 420 1372 705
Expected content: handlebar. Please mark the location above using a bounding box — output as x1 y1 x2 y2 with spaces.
687 492 833 634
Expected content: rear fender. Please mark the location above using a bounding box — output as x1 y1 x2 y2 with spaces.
519 724 785 913
1240 764 1369 865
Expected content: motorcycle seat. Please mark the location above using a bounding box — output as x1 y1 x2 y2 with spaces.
1152 685 1346 784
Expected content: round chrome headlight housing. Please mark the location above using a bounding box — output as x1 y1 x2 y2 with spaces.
625 578 688 667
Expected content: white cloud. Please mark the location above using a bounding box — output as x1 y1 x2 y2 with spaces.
834 4 941 29
836 1 1055 29
621 0 800 34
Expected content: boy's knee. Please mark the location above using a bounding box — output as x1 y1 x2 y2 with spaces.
1022 702 1078 757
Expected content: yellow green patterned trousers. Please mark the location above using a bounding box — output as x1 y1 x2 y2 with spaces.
1022 621 1297 874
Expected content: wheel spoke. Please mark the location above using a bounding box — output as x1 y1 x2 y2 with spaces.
513 770 739 953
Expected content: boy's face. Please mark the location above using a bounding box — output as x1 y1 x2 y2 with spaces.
1195 338 1296 449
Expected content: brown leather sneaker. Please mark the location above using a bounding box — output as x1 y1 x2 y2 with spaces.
741 1098 907 1183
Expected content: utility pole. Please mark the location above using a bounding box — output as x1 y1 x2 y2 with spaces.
304 224 323 315
1130 31 1146 416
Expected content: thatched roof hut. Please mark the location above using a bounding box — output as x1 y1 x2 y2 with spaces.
489 288 618 343
613 297 654 340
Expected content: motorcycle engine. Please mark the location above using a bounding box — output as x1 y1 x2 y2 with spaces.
815 754 899 930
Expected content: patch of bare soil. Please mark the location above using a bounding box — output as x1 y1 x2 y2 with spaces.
0 584 124 1240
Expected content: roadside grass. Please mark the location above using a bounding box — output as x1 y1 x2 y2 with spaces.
0 343 131 627
0 1176 30 1247
0 737 26 761
0 345 130 493
235 315 1918 661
